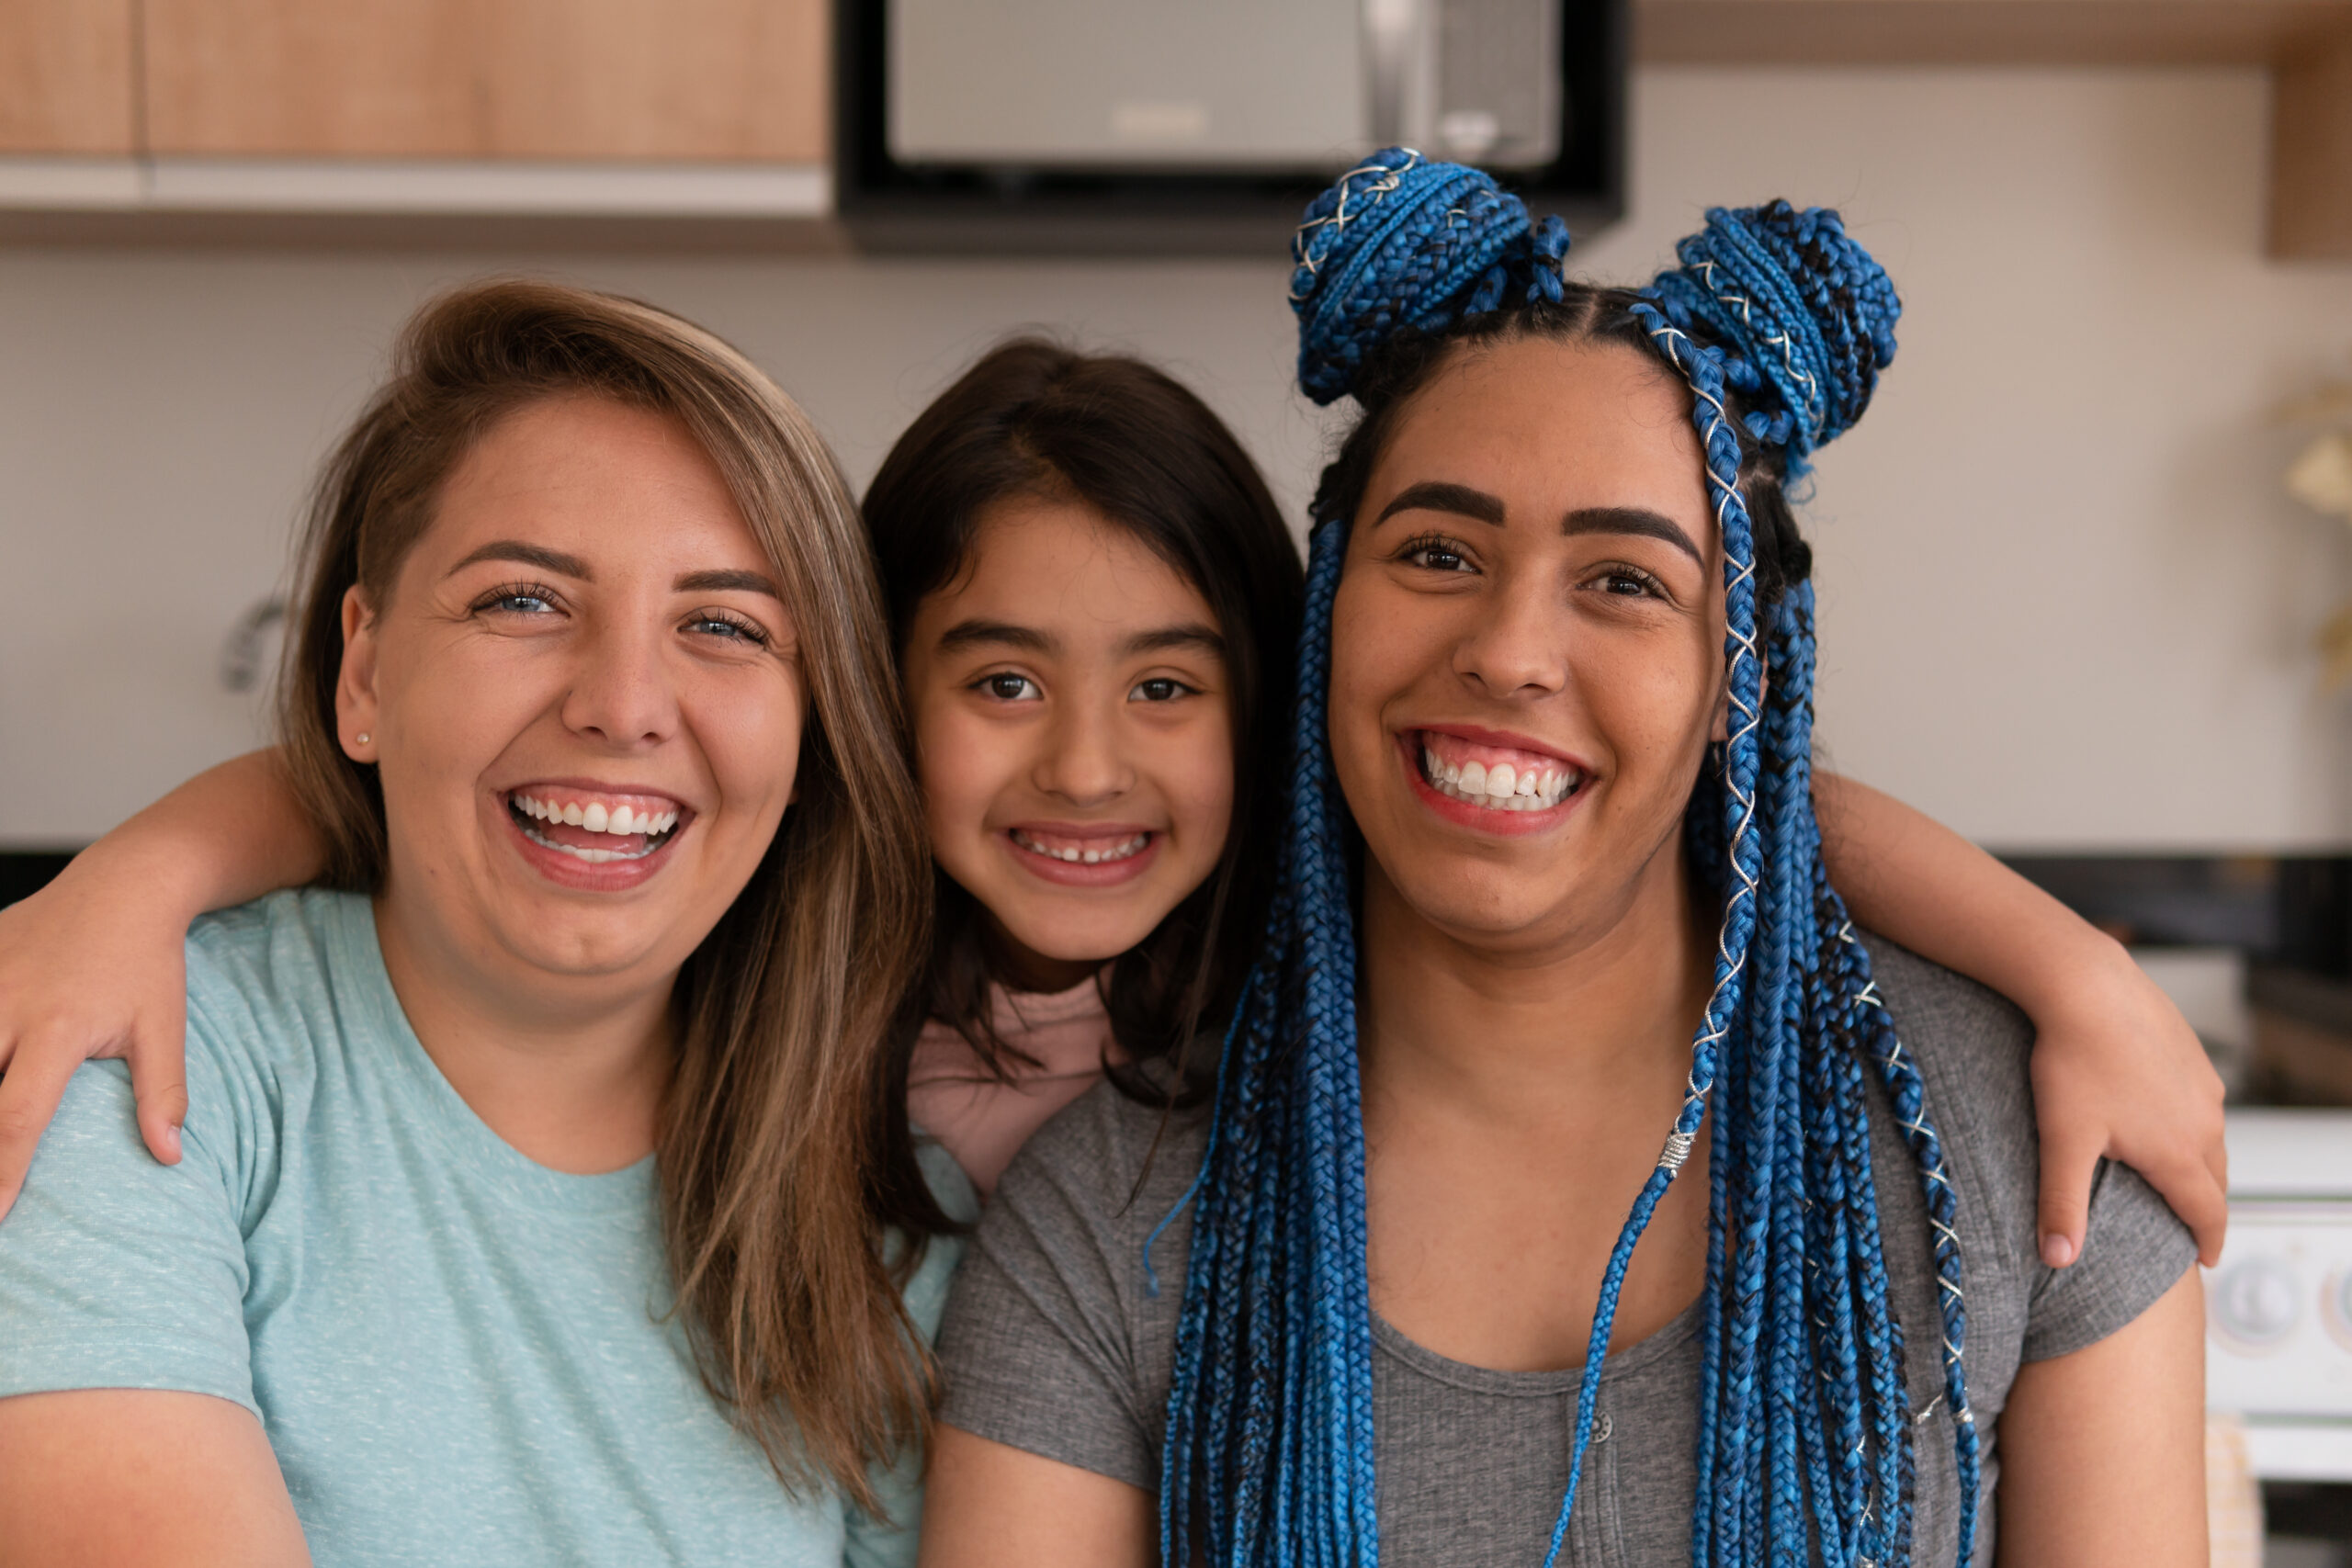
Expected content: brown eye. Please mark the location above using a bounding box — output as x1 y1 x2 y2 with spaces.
1130 677 1193 703
978 672 1040 701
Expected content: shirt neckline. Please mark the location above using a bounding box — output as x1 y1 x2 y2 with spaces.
1368 1293 1707 1398
322 891 656 1218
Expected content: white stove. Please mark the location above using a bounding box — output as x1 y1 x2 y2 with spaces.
2208 1109 2352 1480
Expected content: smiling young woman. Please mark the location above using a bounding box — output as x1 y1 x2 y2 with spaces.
920 158 2205 1568
0 283 957 1565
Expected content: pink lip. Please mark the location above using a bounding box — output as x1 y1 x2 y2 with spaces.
1395 731 1589 838
494 779 695 894
1410 724 1587 768
1002 823 1163 888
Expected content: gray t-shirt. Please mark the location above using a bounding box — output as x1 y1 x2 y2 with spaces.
936 942 2197 1567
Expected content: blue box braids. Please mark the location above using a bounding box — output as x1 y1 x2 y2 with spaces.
1152 151 1980 1568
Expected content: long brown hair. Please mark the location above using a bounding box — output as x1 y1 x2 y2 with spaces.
277 279 935 1510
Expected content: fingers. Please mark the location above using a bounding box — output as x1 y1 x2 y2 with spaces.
2034 1119 2102 1270
129 1023 188 1168
2145 1149 2231 1269
0 1048 81 1223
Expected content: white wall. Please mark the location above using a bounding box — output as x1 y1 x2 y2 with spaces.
3 67 2349 850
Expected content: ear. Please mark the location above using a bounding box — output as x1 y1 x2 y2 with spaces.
335 586 382 763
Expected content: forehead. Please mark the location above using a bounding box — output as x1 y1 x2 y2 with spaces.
423 395 767 568
940 493 1216 626
1366 337 1713 536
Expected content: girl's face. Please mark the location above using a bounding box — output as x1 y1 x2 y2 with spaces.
1329 335 1729 956
338 394 804 996
902 496 1235 984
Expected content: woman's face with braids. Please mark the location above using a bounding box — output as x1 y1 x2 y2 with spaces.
1328 335 1730 956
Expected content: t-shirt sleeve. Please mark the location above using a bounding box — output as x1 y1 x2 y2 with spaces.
0 1045 255 1415
934 1094 1161 1491
843 1140 976 1568
2021 1156 2197 1362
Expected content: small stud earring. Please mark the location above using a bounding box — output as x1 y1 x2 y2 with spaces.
355 732 371 746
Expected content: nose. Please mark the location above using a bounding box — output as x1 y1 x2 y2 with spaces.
1032 694 1133 807
559 615 680 750
1451 569 1569 700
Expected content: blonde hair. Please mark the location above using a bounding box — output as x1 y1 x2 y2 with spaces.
277 279 934 1509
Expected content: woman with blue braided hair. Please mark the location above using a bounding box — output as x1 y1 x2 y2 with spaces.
926 153 2205 1568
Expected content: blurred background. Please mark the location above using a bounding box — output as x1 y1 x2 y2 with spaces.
6 0 2352 1559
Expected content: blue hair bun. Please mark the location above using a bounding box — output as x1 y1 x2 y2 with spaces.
1289 147 1571 406
1645 201 1900 465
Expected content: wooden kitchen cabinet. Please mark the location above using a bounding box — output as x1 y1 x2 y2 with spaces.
141 0 828 161
0 0 134 152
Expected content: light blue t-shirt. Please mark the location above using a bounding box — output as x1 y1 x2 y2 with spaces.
0 888 971 1567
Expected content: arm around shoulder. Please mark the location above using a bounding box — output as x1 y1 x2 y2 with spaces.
0 749 323 1220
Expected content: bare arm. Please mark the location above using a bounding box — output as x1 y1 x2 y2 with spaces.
0 1389 311 1566
1994 1271 2206 1566
1816 774 2228 1269
918 1425 1155 1568
0 750 325 1218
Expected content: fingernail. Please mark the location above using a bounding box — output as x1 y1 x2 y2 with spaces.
2041 1233 2075 1269
164 1122 183 1160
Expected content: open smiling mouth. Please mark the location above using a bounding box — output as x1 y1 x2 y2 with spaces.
1415 732 1585 812
1009 828 1154 865
506 791 684 863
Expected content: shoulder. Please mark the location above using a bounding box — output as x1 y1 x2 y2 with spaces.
183 889 374 1070
993 1078 1208 1234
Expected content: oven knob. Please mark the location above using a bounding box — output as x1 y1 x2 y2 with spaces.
2214 1258 2301 1346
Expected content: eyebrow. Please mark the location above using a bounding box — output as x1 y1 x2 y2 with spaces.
673 568 782 599
1375 481 1505 528
1123 623 1225 658
935 618 1054 654
448 540 591 579
1375 483 1703 567
1563 506 1703 565
933 619 1226 660
447 544 781 598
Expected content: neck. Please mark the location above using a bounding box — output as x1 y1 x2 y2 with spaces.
980 916 1101 996
372 889 674 1175
1357 843 1714 1134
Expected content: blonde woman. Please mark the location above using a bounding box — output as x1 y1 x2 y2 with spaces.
0 283 963 1565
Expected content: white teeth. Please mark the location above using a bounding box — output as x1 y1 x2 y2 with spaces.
1417 745 1580 812
1014 830 1150 865
510 794 680 841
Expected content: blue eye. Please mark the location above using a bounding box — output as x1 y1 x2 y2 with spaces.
687 612 766 644
474 584 560 616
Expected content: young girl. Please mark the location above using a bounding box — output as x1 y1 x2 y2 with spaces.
0 341 2221 1255
923 157 2201 1567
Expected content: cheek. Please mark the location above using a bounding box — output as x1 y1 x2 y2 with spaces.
913 701 1022 840
374 626 540 789
685 668 805 821
1159 710 1237 857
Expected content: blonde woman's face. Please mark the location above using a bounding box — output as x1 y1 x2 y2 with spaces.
336 395 803 990
902 496 1235 982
